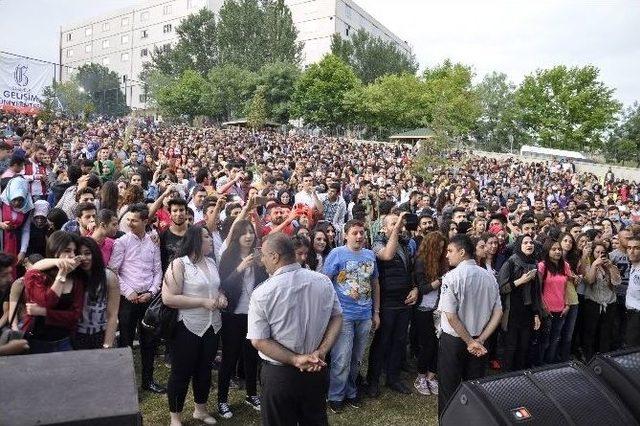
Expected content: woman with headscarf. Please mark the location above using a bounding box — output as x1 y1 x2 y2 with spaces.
497 234 542 371
0 177 34 267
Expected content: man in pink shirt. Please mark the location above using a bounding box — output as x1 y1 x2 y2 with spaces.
108 203 165 394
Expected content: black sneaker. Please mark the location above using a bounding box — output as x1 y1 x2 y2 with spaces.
345 395 361 408
217 402 233 419
328 400 344 414
366 381 380 398
245 395 261 411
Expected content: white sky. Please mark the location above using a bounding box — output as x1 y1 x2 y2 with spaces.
1 0 639 106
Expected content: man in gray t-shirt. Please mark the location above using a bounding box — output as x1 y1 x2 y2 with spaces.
437 234 502 419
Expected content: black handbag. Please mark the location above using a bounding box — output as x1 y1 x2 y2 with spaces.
142 291 177 339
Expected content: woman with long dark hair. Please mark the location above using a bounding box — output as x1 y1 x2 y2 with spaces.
217 219 267 419
307 228 330 272
497 235 542 371
22 231 85 353
582 242 620 361
163 225 226 426
73 237 120 349
100 181 120 213
413 231 448 396
557 232 580 362
537 239 572 365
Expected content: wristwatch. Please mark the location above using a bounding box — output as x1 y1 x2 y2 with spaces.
56 274 67 283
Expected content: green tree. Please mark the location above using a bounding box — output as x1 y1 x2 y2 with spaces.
292 54 361 128
606 102 640 165
247 86 268 129
475 71 525 152
42 80 93 118
155 69 208 118
256 61 300 123
515 65 621 151
204 64 257 121
75 63 129 116
262 0 303 64
145 9 218 77
422 60 481 140
330 29 418 84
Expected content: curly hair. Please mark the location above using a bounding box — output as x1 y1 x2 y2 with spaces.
120 184 144 207
416 231 449 282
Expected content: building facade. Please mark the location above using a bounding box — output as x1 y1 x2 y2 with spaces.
59 0 411 109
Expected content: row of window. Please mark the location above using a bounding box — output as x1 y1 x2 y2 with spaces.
65 23 174 57
67 44 171 64
65 0 198 42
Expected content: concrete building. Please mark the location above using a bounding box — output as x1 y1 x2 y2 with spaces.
59 0 411 109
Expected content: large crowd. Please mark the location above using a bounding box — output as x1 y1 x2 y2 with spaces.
0 111 639 425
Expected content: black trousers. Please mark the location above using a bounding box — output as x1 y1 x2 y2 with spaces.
118 296 159 383
261 362 328 426
612 295 627 349
218 312 259 403
167 322 219 413
502 320 532 372
415 309 438 374
366 307 410 385
581 299 616 361
438 332 489 418
626 310 640 347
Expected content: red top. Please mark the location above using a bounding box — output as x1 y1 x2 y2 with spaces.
22 270 85 333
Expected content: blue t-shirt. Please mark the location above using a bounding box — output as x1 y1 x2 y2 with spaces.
323 246 378 321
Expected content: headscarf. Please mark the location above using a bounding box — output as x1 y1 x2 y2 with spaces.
513 235 536 264
0 177 34 214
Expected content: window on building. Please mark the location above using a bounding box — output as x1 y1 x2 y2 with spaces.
103 22 110 31
85 27 92 36
141 48 149 57
163 24 172 33
85 44 92 53
66 33 72 42
102 57 110 66
345 25 350 36
163 43 171 52
122 17 130 27
122 35 129 44
66 49 74 58
141 11 149 22
102 39 110 49
141 29 148 39
121 52 130 62
163 4 172 15
139 93 147 103
187 0 194 9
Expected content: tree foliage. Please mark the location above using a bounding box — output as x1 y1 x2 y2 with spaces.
514 65 621 152
292 54 361 128
331 29 418 84
204 65 257 121
256 61 300 123
75 63 128 116
155 70 208 118
42 80 93 119
606 102 640 166
247 86 268 129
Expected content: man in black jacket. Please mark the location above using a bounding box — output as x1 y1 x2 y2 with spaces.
366 211 418 397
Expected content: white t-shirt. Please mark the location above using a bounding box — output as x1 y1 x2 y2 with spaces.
626 264 640 311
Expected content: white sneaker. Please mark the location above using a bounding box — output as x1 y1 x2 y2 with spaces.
217 403 233 419
427 379 439 395
414 376 431 395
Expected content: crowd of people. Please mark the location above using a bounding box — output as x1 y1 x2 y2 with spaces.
1 111 640 425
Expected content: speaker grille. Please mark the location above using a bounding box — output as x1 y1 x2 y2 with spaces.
533 366 623 425
480 374 569 425
610 351 640 387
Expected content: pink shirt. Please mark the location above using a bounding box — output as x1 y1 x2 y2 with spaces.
538 261 571 313
108 232 162 297
99 237 115 265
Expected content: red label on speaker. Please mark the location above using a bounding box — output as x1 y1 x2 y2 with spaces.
511 407 532 421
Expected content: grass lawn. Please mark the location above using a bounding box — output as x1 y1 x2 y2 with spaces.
135 349 438 425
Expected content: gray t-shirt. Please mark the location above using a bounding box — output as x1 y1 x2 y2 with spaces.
247 263 342 365
609 249 630 296
438 259 501 338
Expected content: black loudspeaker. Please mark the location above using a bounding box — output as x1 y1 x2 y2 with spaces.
589 346 640 420
441 362 637 425
0 347 142 425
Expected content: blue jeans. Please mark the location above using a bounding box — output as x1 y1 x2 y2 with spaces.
557 305 578 362
542 313 566 364
29 336 73 354
329 318 371 402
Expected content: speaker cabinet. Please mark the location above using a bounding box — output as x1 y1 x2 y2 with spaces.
589 347 640 421
441 362 637 425
0 347 142 425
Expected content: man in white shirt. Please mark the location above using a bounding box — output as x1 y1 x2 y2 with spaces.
294 174 323 213
625 234 640 347
437 234 502 418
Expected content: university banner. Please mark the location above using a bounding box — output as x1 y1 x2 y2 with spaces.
0 52 54 113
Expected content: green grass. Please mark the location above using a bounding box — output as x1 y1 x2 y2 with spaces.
135 350 438 425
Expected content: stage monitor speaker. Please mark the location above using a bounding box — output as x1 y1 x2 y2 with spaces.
0 347 142 426
589 346 640 420
441 361 637 426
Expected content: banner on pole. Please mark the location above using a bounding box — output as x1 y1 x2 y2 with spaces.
0 52 54 113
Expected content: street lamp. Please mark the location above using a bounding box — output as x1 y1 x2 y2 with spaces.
78 86 85 93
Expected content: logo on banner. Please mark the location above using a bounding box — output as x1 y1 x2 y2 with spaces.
13 65 29 87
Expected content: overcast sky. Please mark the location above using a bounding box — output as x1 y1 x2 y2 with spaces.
1 0 639 106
